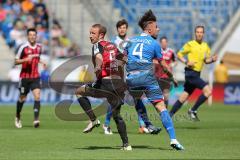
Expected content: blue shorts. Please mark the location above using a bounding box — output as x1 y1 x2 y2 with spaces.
126 70 164 104
184 68 208 94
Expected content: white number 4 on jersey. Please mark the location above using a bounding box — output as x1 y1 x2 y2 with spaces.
132 43 143 59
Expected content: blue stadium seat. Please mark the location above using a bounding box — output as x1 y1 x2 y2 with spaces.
113 0 240 49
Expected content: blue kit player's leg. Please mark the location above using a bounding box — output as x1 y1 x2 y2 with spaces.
135 99 161 134
103 105 113 135
144 80 184 150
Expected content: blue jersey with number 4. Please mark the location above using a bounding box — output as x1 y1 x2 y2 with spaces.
126 33 162 72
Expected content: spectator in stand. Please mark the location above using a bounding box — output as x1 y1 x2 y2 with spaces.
24 14 35 28
34 5 48 28
50 23 63 38
1 0 78 59
52 37 68 58
41 39 49 55
0 4 7 26
10 19 26 51
21 0 34 13
3 0 13 12
68 43 81 57
36 23 47 42
1 10 15 47
12 0 21 16
59 32 71 48
35 0 47 11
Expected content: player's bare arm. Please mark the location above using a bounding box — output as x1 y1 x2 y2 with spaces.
94 53 103 76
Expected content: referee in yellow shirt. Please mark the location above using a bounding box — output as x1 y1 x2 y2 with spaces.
170 26 217 121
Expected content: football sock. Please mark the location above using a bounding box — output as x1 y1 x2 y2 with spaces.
33 101 40 120
113 106 128 145
169 100 183 117
104 105 112 126
160 109 176 140
138 114 145 127
191 94 208 112
77 97 96 121
16 100 24 119
135 99 152 127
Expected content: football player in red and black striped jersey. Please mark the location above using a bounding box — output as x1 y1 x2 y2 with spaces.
75 24 131 150
14 28 46 128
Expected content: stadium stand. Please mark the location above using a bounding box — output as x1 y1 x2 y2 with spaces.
0 0 82 80
114 0 240 51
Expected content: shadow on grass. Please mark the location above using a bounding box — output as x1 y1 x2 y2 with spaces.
175 126 200 130
76 145 171 151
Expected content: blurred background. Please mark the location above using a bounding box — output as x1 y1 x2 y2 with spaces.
0 0 239 105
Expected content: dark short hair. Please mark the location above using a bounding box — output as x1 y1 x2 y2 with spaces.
195 25 205 33
160 36 168 42
92 24 107 36
27 28 37 35
138 10 157 30
116 19 128 29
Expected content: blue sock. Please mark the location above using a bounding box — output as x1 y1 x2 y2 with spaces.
138 114 145 127
191 94 208 111
160 110 176 140
135 99 152 127
169 100 183 117
104 105 112 126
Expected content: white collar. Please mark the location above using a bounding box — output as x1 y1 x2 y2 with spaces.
27 42 38 49
117 35 128 40
140 32 149 36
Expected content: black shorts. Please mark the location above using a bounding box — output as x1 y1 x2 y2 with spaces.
83 79 127 105
19 78 41 95
157 78 171 91
184 68 207 95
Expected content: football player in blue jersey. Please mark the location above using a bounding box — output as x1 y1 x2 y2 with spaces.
103 19 161 135
125 10 184 150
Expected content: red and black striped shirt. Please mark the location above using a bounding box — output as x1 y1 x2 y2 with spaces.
16 42 42 79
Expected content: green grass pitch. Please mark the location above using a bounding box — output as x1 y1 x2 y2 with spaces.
0 103 240 160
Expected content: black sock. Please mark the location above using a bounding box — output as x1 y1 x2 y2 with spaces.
113 106 128 145
77 97 96 121
34 101 41 120
191 94 208 112
114 116 128 145
169 100 183 117
16 100 24 119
